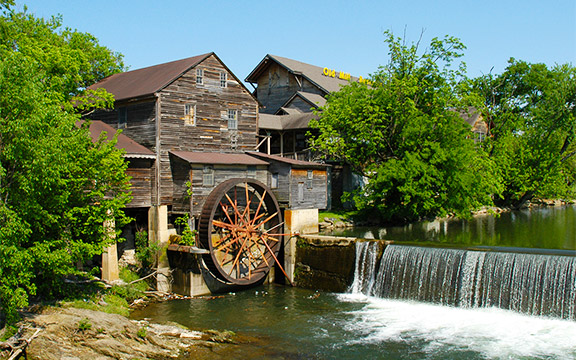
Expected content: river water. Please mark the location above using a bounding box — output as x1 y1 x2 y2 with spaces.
323 204 576 251
131 205 576 359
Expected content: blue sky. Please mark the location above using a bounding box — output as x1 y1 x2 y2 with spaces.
15 0 576 83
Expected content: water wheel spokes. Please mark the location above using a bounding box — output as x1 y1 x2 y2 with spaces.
199 179 291 286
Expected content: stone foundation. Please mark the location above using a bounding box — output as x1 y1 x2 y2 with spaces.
294 235 357 292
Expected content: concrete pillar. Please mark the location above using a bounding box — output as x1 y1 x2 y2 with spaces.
283 208 319 283
171 267 211 296
149 205 177 293
102 216 119 281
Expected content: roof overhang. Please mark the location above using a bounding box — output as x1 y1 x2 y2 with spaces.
84 120 156 158
246 151 329 169
170 151 269 166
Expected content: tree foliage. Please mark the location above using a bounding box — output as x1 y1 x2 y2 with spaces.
475 60 576 207
310 31 501 222
0 5 129 324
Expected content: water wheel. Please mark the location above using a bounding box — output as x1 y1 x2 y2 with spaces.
198 178 291 286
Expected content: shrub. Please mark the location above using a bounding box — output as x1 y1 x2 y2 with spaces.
174 214 197 246
135 230 159 269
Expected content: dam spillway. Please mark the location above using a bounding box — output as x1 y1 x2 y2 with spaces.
352 242 576 320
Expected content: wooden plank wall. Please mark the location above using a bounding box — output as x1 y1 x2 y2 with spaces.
125 158 155 208
256 63 325 114
187 165 268 218
266 161 291 207
88 100 157 151
158 54 260 206
169 155 191 214
289 169 328 210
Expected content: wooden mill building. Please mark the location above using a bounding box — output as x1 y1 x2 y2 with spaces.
245 55 370 207
86 52 329 287
245 54 364 161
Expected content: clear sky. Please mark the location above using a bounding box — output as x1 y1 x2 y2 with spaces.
14 0 576 84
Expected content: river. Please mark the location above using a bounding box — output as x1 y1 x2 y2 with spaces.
322 204 576 250
131 205 576 359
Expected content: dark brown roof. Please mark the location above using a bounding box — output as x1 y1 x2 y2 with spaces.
246 55 359 94
247 152 329 169
88 121 156 158
171 151 269 166
88 53 212 101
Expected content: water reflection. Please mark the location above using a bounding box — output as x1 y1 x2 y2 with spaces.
323 205 576 250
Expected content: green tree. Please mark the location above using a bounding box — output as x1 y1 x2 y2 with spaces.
475 60 576 207
0 5 129 324
310 31 500 222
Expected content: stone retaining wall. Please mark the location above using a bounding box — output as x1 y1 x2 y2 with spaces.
293 235 358 292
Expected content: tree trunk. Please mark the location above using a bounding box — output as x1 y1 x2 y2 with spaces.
514 190 535 210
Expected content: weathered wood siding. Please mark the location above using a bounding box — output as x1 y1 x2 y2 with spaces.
266 162 291 208
158 54 259 206
88 100 157 151
169 155 191 214
263 159 328 210
289 169 328 210
187 165 268 217
125 158 155 208
256 63 325 114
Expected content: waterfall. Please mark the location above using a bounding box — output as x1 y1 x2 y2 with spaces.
349 241 381 294
351 243 576 320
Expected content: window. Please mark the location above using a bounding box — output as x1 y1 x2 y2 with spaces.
203 165 214 187
220 72 227 88
196 68 203 85
474 131 485 144
247 166 256 178
184 104 196 126
307 170 314 189
271 173 279 189
297 182 304 202
227 109 238 130
118 107 127 129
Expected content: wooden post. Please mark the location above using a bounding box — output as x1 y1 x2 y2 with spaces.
149 205 176 292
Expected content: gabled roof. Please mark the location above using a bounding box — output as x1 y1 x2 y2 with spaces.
259 113 317 131
170 151 269 166
87 120 156 159
457 107 488 134
88 53 212 101
279 91 327 111
245 54 358 94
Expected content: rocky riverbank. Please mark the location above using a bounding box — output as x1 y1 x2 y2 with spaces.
1 306 244 359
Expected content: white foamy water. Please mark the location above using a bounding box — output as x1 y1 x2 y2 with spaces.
339 294 576 360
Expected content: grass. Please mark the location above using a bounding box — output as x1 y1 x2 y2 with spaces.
77 318 92 332
62 267 149 318
318 210 359 223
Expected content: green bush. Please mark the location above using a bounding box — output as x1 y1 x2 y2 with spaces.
135 230 159 269
174 214 197 246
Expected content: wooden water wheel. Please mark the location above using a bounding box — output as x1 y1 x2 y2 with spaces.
198 178 291 286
